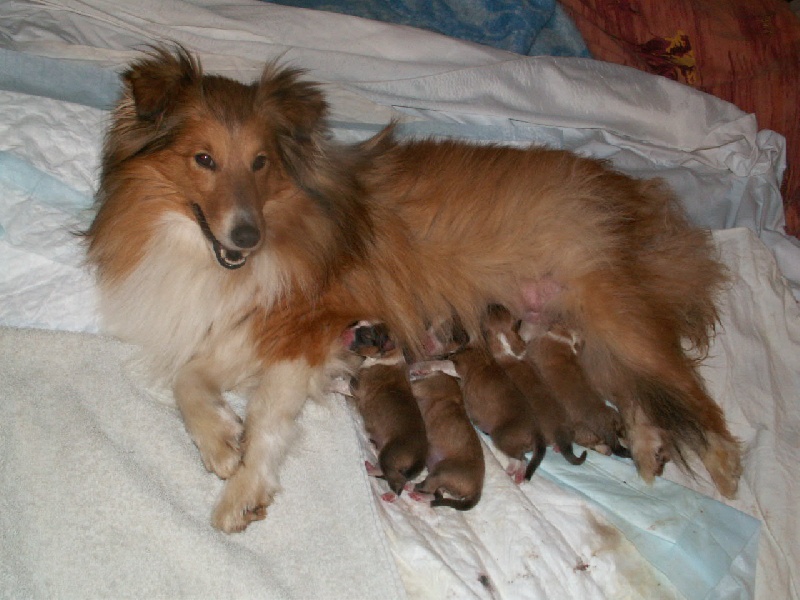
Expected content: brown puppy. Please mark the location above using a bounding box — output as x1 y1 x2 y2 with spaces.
450 346 546 482
347 324 428 495
528 323 630 459
483 305 587 466
412 371 485 510
420 314 470 359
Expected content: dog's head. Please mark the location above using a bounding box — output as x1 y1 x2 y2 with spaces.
101 45 358 271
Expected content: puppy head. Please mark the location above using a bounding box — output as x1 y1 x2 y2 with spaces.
482 304 526 358
345 322 395 357
421 314 470 359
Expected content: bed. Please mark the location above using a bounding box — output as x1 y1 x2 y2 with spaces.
1 1 798 598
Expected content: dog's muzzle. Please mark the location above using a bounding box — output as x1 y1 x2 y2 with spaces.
190 203 250 270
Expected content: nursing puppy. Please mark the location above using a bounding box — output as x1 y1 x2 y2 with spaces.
528 323 630 459
450 346 546 482
87 47 739 531
483 306 587 466
411 371 485 510
346 324 428 495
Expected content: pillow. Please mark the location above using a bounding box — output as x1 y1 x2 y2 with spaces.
559 0 800 237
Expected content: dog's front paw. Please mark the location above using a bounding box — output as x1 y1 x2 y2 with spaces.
211 466 277 533
190 405 244 480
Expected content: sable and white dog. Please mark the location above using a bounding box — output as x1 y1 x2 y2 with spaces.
87 46 741 532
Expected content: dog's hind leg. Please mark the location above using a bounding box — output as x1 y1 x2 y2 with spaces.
573 273 742 497
211 359 314 533
174 356 244 480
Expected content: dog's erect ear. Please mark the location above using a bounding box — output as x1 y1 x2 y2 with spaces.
123 45 201 122
256 65 329 174
102 46 201 173
256 64 375 265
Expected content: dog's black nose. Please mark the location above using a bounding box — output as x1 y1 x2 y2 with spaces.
230 223 260 249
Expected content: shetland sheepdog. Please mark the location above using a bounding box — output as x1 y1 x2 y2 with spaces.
87 46 741 532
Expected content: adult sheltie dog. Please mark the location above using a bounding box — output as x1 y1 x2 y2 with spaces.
87 47 741 532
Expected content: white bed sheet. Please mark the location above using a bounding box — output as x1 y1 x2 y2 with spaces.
1 1 799 599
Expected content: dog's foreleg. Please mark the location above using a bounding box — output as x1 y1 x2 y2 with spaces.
212 359 313 533
174 357 244 480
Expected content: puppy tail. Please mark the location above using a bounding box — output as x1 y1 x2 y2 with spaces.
524 432 547 480
555 429 587 466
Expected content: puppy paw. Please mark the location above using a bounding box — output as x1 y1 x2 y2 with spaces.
505 458 527 484
364 460 383 477
408 490 435 503
211 466 276 533
192 406 244 480
591 443 613 456
702 432 743 499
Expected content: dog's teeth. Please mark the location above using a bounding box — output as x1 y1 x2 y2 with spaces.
215 244 247 269
224 249 243 263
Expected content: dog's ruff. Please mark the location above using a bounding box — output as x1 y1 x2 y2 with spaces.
86 46 741 532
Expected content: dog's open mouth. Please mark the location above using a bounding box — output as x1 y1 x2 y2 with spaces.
190 203 248 270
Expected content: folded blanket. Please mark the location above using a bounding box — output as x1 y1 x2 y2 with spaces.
0 328 406 599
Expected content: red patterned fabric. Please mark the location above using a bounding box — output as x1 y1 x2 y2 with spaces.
559 0 800 237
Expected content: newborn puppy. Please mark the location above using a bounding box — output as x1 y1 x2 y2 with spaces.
347 323 428 495
450 346 546 482
420 314 470 358
483 305 587 466
530 324 630 458
412 371 485 510
344 320 393 357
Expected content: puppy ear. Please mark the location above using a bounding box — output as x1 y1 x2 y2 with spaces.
124 45 201 122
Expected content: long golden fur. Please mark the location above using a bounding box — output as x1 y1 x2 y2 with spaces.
87 46 741 532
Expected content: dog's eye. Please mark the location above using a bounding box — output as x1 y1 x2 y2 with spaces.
252 154 268 172
194 153 216 170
